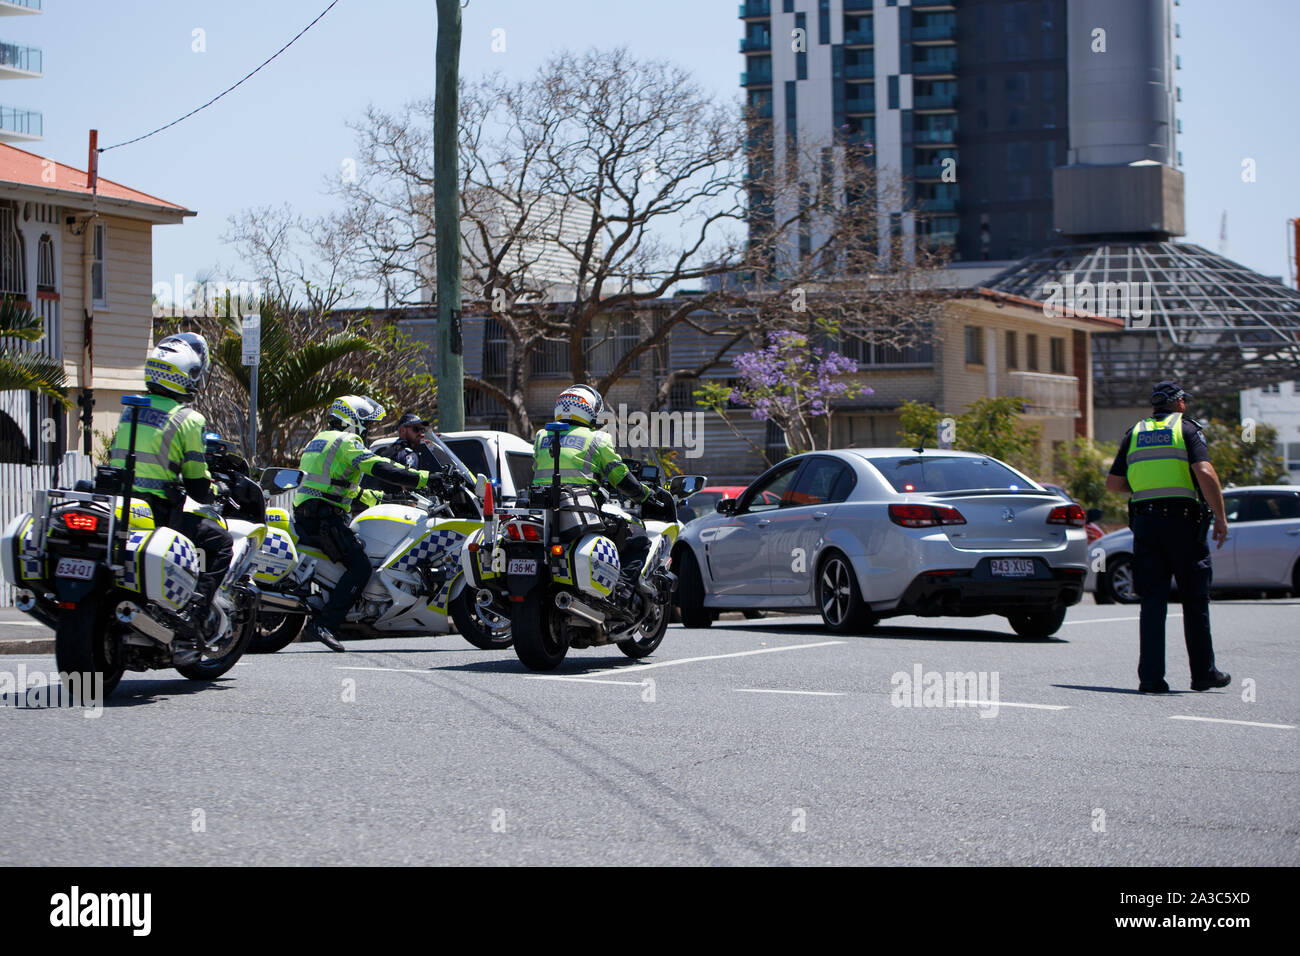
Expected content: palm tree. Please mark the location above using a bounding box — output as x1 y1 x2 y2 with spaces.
0 295 67 405
212 298 378 465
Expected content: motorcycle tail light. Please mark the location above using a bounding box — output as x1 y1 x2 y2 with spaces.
63 512 99 532
520 523 542 542
1047 504 1086 527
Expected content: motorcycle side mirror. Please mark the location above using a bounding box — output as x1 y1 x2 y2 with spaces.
260 468 304 492
669 475 706 499
1085 507 1103 523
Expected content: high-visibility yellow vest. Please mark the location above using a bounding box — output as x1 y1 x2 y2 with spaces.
532 425 630 488
108 393 210 501
1126 412 1198 502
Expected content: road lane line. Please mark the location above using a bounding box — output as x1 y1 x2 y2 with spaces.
523 676 647 686
1062 613 1182 626
1169 715 1295 730
546 640 846 679
335 666 436 675
948 699 1069 710
733 688 845 697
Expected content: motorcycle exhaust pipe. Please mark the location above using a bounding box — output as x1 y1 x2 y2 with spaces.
258 591 309 614
14 589 35 612
554 591 606 625
116 601 174 643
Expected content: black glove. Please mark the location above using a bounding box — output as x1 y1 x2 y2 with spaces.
652 487 675 512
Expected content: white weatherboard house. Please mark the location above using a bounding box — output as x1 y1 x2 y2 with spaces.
0 142 194 464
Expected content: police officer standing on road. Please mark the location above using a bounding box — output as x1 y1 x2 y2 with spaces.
1105 380 1231 694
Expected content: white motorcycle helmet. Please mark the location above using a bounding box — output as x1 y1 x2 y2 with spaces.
554 384 604 426
328 395 386 437
144 333 211 398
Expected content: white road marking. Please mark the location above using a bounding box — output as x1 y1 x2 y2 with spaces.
1062 613 1182 626
2 620 47 627
523 676 647 686
335 666 435 675
533 642 847 681
1169 715 1295 730
733 688 845 697
948 700 1069 710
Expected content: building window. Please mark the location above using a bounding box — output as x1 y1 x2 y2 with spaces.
1262 382 1281 394
583 316 640 375
37 234 56 292
888 75 899 110
1026 333 1039 371
818 0 830 44
92 223 108 307
1005 330 1018 369
1049 336 1066 374
0 203 25 295
795 14 808 79
964 326 984 365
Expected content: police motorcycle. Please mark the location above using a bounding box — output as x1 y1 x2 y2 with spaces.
246 431 510 653
459 421 706 671
0 397 278 698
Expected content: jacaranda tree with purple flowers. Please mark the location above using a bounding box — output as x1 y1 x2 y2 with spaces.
696 328 868 462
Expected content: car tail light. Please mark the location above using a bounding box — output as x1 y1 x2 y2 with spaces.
63 512 99 533
1047 504 1086 527
888 504 966 528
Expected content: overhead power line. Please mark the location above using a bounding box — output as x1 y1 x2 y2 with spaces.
100 0 342 153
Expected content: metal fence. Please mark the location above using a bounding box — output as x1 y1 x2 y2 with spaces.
0 452 94 607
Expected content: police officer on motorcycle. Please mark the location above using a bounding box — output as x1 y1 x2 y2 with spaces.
532 384 675 602
1106 380 1231 694
108 332 231 664
294 396 433 652
356 412 441 513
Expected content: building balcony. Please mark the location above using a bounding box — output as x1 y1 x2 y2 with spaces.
913 51 958 76
844 1 873 11
741 70 772 87
912 22 956 43
910 0 956 8
845 99 875 116
844 61 875 79
0 41 40 77
918 196 958 212
914 127 957 145
914 163 943 179
0 105 41 141
738 0 771 17
913 92 956 110
748 100 773 119
740 35 771 53
1009 371 1080 418
0 0 41 15
843 28 874 46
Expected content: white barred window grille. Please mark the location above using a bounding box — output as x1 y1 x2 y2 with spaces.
0 204 25 296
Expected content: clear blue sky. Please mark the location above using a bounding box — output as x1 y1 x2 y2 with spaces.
11 0 1298 299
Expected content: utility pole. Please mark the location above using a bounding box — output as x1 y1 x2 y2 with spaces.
434 0 464 430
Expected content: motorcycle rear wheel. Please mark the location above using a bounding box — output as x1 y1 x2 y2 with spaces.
247 610 306 654
512 591 569 671
55 599 124 698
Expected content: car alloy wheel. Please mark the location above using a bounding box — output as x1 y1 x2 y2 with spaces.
820 556 854 627
1107 556 1139 604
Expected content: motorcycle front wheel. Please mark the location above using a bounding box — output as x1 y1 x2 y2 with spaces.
55 598 124 698
176 593 258 681
512 590 569 671
450 588 513 650
617 597 670 659
247 610 306 654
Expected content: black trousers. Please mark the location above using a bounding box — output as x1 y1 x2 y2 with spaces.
150 498 233 606
1131 510 1217 684
294 499 371 630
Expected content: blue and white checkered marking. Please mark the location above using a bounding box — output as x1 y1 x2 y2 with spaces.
115 530 151 592
19 519 40 580
252 527 296 581
389 527 464 572
161 533 200 608
589 536 620 591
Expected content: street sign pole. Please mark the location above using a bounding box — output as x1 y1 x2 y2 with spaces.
242 314 261 463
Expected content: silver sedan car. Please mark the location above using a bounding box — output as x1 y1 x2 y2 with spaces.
675 449 1090 637
1087 485 1300 603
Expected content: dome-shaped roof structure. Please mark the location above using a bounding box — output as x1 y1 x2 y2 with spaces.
983 241 1300 406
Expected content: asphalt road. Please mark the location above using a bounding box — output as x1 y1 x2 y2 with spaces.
1 599 1297 866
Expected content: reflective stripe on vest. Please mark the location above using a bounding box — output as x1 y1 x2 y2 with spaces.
533 429 600 486
296 431 359 508
1127 413 1198 501
108 399 196 498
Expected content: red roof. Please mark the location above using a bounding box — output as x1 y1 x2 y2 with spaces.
0 142 191 213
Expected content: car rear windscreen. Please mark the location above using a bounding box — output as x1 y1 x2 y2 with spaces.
869 456 1031 493
444 439 491 479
